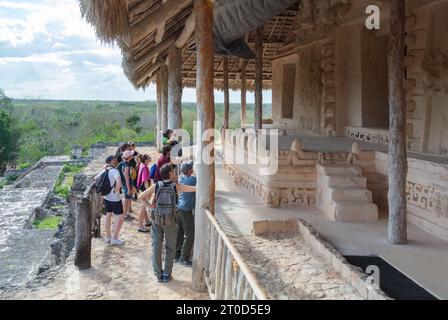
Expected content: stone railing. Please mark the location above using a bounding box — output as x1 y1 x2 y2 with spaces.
204 209 271 300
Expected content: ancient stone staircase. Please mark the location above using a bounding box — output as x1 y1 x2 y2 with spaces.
316 164 379 222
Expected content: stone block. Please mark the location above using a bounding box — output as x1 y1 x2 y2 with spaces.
330 188 372 201
326 175 367 188
252 220 298 236
333 201 379 222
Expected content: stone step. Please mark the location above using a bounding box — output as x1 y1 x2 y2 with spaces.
321 165 362 177
326 175 367 188
330 187 373 202
332 200 379 222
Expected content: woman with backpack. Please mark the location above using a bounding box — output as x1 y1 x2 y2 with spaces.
154 144 172 183
117 150 135 221
136 154 152 233
138 163 196 283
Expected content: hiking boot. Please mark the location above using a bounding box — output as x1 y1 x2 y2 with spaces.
180 259 193 267
161 274 173 283
111 239 125 246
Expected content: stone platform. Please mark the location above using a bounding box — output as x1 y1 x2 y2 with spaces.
215 164 448 299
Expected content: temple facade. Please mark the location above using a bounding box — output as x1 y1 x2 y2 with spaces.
221 0 448 241
272 0 448 154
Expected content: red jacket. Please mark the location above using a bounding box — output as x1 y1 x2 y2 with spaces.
154 155 170 182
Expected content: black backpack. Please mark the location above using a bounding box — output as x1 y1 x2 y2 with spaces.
95 168 113 196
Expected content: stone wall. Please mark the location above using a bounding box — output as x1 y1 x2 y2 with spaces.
353 149 448 241
271 0 448 157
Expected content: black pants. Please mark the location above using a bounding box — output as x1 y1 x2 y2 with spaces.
175 210 195 261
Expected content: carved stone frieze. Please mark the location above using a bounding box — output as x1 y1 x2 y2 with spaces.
297 0 352 43
422 52 448 93
407 181 448 218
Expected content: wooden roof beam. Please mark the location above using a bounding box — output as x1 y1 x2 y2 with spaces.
125 0 192 46
136 61 164 86
175 12 195 48
131 35 177 72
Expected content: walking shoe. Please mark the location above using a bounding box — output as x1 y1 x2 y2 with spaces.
104 236 111 244
157 276 164 283
174 252 181 263
180 259 193 267
111 239 125 246
125 215 135 221
161 274 173 283
138 227 150 233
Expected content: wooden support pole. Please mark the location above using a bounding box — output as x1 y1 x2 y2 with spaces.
223 57 230 130
388 0 408 245
241 62 247 128
74 199 92 270
168 47 183 130
254 26 263 131
160 63 169 133
192 0 215 293
156 71 163 150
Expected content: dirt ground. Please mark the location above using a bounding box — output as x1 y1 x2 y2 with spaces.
4 201 208 300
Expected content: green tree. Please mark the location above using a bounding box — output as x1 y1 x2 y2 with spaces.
0 110 13 174
126 114 142 134
0 89 12 113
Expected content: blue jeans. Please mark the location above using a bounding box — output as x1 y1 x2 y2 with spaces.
151 222 177 277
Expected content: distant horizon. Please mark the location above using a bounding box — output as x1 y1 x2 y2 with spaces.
11 97 272 105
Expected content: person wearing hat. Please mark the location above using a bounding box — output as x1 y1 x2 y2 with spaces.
117 150 135 222
175 160 196 266
94 156 125 246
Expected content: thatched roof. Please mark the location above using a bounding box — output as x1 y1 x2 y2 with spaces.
79 0 299 91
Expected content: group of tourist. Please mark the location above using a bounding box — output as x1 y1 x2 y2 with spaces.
94 132 197 283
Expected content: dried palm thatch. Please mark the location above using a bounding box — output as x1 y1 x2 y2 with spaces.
79 0 129 44
78 0 299 91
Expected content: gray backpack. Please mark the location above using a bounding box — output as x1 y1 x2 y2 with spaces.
153 181 177 227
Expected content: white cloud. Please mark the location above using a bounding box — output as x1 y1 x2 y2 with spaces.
0 0 96 47
0 52 72 66
0 1 43 11
0 0 272 103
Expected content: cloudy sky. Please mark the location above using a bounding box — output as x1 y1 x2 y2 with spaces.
0 0 270 103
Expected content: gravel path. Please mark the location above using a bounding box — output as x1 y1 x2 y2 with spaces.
233 233 364 300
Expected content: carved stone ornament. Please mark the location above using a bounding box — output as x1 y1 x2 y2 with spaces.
422 52 448 93
297 0 352 43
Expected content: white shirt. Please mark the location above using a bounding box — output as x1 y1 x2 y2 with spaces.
95 167 121 202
